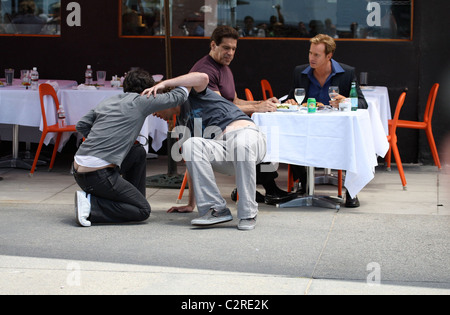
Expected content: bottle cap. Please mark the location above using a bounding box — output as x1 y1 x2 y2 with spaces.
33 67 37 71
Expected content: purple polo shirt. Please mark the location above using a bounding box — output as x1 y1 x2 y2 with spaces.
190 55 236 102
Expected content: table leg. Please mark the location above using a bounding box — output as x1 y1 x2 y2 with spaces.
276 167 341 210
0 125 45 170
315 168 344 186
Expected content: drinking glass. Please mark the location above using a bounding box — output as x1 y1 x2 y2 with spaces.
360 72 368 86
21 70 31 87
328 86 339 101
5 69 14 86
294 88 305 105
328 86 339 110
96 71 106 86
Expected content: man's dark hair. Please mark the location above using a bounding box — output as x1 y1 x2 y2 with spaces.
123 69 155 94
210 25 239 46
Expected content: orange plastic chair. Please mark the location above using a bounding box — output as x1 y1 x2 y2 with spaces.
386 91 408 189
30 83 77 175
261 79 274 100
245 88 254 101
390 83 441 169
177 170 238 203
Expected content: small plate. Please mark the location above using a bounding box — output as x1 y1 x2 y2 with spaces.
277 108 299 112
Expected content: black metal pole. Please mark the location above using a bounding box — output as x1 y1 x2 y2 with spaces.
164 0 172 79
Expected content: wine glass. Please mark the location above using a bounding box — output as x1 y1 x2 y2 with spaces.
328 86 339 108
294 88 305 105
21 70 31 89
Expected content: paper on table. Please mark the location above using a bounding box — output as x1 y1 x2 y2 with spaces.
76 84 98 90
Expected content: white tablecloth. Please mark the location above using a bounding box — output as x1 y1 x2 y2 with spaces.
0 79 77 127
57 85 168 152
252 109 389 198
0 80 168 153
362 86 392 135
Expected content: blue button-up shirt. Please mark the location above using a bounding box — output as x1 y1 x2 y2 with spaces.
302 59 345 104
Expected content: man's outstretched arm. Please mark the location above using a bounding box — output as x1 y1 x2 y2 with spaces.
142 72 209 98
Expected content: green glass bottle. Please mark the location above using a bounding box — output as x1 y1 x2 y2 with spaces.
350 81 358 111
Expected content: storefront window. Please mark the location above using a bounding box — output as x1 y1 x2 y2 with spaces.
121 0 413 40
0 0 61 36
121 0 165 36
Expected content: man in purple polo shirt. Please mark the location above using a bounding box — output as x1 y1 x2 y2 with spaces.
182 25 296 209
190 25 278 115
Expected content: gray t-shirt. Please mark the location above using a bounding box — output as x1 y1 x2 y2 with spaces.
75 87 187 166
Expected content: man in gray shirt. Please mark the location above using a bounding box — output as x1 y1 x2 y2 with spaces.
147 86 267 231
73 69 208 227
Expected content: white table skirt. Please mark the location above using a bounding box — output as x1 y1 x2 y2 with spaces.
56 85 168 152
362 86 392 135
0 79 77 127
252 109 389 198
0 80 168 153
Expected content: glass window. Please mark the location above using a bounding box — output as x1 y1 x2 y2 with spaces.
121 0 413 40
0 0 61 36
121 0 165 36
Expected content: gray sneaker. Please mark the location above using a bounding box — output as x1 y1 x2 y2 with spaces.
191 208 233 226
238 217 257 231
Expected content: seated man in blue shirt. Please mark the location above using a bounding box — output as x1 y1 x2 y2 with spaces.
285 34 367 207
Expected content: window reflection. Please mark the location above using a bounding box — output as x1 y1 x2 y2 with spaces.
122 0 164 36
0 0 61 35
121 0 412 40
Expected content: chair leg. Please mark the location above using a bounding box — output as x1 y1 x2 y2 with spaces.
386 145 392 171
338 170 343 198
49 133 62 170
177 170 188 203
426 127 441 169
30 133 47 175
287 164 293 192
391 142 407 189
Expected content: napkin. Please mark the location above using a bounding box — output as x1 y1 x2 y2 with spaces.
76 84 98 90
152 74 164 82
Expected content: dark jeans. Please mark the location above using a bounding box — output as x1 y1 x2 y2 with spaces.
73 144 150 224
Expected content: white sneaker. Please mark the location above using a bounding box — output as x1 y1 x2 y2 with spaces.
75 191 91 227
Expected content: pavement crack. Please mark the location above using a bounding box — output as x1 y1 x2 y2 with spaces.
304 211 339 294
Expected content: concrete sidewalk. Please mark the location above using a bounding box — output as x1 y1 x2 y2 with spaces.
0 155 449 295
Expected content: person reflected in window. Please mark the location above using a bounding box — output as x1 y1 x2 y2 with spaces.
267 4 285 37
324 18 338 38
285 34 367 207
242 16 259 37
41 3 61 35
308 20 324 38
12 0 45 34
295 22 310 38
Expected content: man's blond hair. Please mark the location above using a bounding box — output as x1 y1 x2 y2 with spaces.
310 34 336 55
